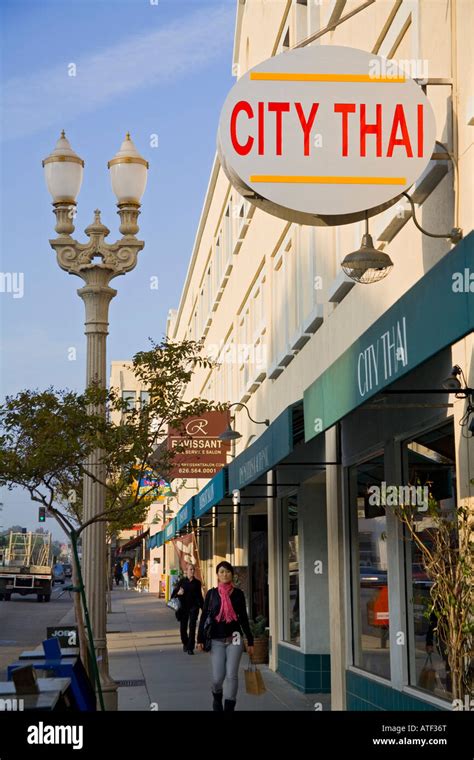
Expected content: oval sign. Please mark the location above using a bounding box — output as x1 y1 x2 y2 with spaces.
217 46 436 226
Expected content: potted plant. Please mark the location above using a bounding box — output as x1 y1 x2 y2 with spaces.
245 615 269 664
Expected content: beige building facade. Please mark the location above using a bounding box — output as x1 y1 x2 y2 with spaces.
160 0 472 711
109 360 171 594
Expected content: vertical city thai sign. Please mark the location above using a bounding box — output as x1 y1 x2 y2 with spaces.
217 46 436 226
167 411 230 478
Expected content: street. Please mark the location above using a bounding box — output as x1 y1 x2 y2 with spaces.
0 586 73 679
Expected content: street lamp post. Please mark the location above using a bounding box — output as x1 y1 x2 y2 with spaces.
42 131 148 710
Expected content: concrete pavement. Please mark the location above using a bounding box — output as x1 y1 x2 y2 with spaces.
106 588 331 711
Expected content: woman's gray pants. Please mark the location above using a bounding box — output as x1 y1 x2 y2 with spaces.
210 637 244 701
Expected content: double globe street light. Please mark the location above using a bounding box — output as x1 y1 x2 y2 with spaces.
42 131 149 710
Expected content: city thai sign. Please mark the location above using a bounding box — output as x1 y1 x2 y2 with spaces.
167 411 230 479
357 316 408 397
217 46 436 225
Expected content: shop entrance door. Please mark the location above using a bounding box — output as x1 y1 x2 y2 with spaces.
249 515 269 623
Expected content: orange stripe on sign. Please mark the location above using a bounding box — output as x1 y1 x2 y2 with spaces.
250 175 406 185
249 73 406 83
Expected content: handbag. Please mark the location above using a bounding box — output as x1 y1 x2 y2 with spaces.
167 597 182 621
244 656 266 696
203 589 218 652
418 653 438 691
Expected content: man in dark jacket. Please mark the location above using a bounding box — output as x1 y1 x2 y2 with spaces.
171 564 203 654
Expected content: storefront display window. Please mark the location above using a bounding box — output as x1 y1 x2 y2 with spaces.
282 494 300 646
403 421 456 701
350 454 390 680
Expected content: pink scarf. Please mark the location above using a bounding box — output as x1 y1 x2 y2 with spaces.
215 582 238 623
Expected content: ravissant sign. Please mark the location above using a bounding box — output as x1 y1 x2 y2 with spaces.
217 46 436 225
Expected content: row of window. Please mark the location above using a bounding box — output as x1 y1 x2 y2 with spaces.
350 421 456 701
280 419 456 703
121 390 150 411
189 194 252 343
198 223 321 405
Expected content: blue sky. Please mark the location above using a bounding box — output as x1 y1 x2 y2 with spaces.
0 0 236 538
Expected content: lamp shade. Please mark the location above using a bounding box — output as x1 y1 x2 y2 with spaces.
442 366 462 391
341 233 393 284
218 425 242 442
42 131 84 203
108 133 148 204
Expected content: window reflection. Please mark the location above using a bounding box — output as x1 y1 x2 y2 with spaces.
404 422 456 701
282 494 300 646
351 454 391 680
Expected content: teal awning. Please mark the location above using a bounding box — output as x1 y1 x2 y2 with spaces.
164 518 177 541
304 232 474 442
228 407 293 491
177 498 194 530
194 468 228 519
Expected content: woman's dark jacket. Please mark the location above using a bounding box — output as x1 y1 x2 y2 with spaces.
171 577 203 611
197 587 254 645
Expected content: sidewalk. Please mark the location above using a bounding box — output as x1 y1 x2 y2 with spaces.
106 588 331 711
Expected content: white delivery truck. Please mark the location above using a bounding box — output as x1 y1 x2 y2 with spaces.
0 531 53 602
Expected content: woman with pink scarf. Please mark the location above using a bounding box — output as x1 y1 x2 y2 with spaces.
197 561 254 711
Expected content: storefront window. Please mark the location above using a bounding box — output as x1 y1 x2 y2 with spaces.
282 494 300 646
350 454 390 680
403 421 456 701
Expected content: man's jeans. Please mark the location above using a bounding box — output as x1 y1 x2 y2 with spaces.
180 607 200 651
123 572 130 590
210 636 244 701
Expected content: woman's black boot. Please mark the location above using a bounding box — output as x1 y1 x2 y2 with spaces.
224 699 236 712
212 691 223 711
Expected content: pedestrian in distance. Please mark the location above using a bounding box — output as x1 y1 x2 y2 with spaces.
133 561 141 587
171 563 203 655
122 558 130 590
197 561 254 712
114 560 123 587
141 559 147 578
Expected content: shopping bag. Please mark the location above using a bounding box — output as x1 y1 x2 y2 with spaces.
167 597 182 620
419 654 437 691
244 659 266 696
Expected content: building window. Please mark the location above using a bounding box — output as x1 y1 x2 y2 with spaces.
121 391 136 411
295 225 318 325
140 391 150 409
271 232 296 363
215 236 222 291
282 493 300 646
350 453 390 680
235 197 250 243
225 204 233 261
403 421 456 701
206 263 212 315
295 0 308 43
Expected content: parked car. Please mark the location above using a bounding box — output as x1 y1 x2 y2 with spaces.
62 563 73 578
412 563 432 589
359 565 388 587
52 563 65 584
